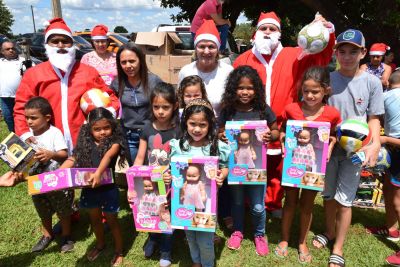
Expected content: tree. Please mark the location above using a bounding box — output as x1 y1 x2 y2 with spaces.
0 0 14 37
232 23 254 45
114 26 128 33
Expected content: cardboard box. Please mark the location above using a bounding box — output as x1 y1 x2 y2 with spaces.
126 166 172 233
146 54 192 84
171 156 218 232
281 120 331 191
225 121 268 185
27 168 114 195
0 132 37 175
135 32 182 55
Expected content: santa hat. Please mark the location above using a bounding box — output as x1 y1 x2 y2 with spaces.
369 43 390 56
194 19 221 48
257 12 281 30
44 18 73 43
91 24 109 40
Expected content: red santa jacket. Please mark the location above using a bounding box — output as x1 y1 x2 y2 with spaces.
14 61 119 152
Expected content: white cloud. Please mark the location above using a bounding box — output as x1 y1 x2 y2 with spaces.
62 0 162 10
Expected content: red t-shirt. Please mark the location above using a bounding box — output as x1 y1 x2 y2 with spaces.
191 0 221 33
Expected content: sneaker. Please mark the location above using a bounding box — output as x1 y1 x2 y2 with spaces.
254 235 269 256
271 209 282 219
143 239 157 258
366 226 400 241
227 231 243 250
159 252 172 267
386 251 400 266
32 235 53 252
60 237 74 253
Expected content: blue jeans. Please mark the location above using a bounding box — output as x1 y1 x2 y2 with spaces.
185 230 214 267
191 23 229 51
123 128 141 164
149 233 173 253
230 184 266 236
0 97 15 132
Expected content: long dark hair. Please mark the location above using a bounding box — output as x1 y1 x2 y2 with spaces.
180 100 219 156
116 42 149 97
177 75 208 108
220 65 267 120
73 107 127 168
300 66 331 103
150 82 179 126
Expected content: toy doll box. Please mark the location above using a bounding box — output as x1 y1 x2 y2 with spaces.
126 166 172 234
171 156 218 233
282 120 331 192
225 120 268 185
0 132 37 175
28 168 114 195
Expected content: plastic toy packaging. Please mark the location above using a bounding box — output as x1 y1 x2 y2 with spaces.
351 147 391 175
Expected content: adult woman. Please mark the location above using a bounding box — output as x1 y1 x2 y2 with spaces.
81 24 117 86
361 43 392 89
110 42 162 163
178 19 233 116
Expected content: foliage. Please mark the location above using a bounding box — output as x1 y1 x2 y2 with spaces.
0 0 14 37
232 23 254 45
114 26 128 33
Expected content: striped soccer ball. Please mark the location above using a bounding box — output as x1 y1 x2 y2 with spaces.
80 88 111 114
297 22 329 54
337 119 371 153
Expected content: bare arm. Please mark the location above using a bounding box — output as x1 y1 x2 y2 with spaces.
133 139 147 166
35 148 68 163
59 157 76 169
381 136 400 147
209 13 231 26
90 144 120 187
215 167 228 187
381 63 392 88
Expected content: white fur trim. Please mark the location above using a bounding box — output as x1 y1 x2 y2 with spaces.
257 18 280 29
369 51 385 56
194 33 220 48
91 36 108 40
45 29 73 43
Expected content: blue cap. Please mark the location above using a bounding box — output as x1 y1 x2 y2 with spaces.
334 29 365 48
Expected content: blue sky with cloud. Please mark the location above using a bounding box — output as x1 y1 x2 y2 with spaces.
5 0 248 34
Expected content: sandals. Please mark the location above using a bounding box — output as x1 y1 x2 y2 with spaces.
274 242 288 258
298 250 312 264
111 253 124 267
328 253 345 267
312 233 334 249
87 246 105 262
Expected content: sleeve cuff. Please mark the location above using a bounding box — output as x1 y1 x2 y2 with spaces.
20 132 33 142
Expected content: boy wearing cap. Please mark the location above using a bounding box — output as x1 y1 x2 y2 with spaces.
360 43 392 89
312 29 384 267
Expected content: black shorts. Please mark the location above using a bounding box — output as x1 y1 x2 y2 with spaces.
32 190 74 220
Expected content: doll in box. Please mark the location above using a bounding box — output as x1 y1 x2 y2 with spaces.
235 130 256 169
138 179 159 216
302 172 322 186
180 164 207 212
292 129 316 172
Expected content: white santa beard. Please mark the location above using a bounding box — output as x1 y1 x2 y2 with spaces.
45 44 76 72
254 31 281 55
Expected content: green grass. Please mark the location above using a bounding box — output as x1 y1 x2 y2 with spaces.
0 119 397 266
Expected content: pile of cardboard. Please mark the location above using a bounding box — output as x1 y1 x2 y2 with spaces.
135 32 192 85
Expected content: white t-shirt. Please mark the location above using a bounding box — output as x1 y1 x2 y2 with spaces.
178 60 233 115
0 57 25 97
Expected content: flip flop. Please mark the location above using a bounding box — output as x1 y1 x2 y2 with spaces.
312 233 333 249
274 242 288 258
328 253 345 267
86 246 105 262
111 253 124 267
298 250 312 264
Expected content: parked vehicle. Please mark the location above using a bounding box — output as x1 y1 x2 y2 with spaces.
73 31 130 53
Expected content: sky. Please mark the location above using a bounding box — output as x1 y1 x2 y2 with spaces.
5 0 248 35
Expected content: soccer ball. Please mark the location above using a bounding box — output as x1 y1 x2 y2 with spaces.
80 88 111 115
337 119 371 153
297 21 329 54
374 147 391 170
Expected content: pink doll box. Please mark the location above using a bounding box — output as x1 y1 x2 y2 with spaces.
282 120 330 192
126 166 172 233
171 156 218 232
28 168 114 195
225 120 268 185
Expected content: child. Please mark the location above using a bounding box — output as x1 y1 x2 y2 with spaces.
291 129 316 172
177 75 208 114
312 30 384 267
133 82 179 267
60 107 127 266
25 97 74 253
181 164 207 211
275 66 341 263
235 130 256 169
218 65 279 256
165 99 230 267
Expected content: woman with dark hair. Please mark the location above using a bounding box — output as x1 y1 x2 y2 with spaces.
110 42 162 163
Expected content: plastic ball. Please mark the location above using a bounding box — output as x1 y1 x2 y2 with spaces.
297 21 330 54
80 88 111 114
375 147 391 170
337 119 371 153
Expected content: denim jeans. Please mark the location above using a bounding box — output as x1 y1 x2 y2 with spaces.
185 230 214 267
149 232 173 253
123 128 141 164
0 97 15 132
230 184 266 236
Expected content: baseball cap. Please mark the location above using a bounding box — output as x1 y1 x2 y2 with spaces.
334 29 365 49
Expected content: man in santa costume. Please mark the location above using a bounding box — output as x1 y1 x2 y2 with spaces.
14 18 119 153
234 12 335 217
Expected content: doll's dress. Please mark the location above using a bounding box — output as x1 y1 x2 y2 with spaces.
292 143 315 168
236 143 255 168
183 182 206 210
138 192 159 216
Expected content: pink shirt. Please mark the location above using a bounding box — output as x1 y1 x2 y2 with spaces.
80 51 117 86
191 0 221 34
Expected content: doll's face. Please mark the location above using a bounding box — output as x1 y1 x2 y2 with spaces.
194 213 208 226
160 210 171 222
143 180 154 192
303 172 318 184
247 170 260 181
238 131 251 145
186 165 201 182
298 130 311 145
